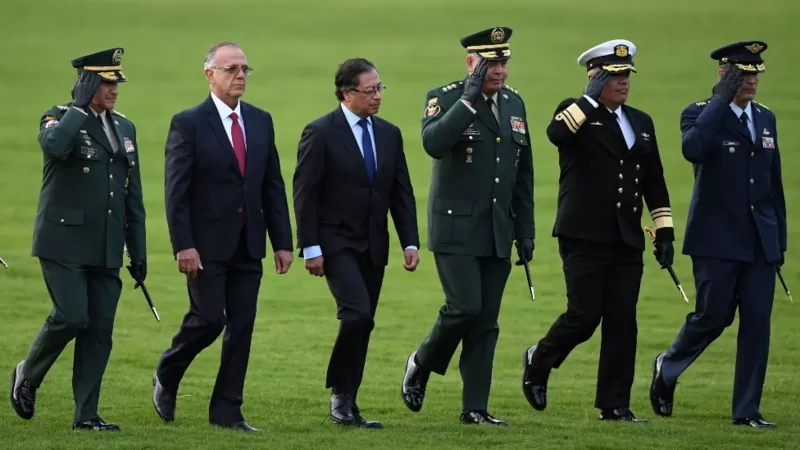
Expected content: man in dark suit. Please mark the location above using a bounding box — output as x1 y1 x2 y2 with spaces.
293 57 420 429
650 42 785 429
153 42 294 432
520 39 674 422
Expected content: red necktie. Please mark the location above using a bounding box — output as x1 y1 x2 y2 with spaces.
230 112 247 224
230 112 246 175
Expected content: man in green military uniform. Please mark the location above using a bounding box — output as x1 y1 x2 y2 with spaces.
9 48 147 431
401 27 534 426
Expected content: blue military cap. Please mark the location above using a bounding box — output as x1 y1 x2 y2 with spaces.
460 27 513 60
577 39 637 74
71 47 127 82
710 41 767 73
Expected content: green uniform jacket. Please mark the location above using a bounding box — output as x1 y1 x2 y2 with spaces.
421 80 534 258
32 102 146 268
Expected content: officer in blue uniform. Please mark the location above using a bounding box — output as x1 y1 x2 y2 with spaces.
649 41 786 428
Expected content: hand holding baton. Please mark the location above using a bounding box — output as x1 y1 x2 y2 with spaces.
777 267 793 303
644 226 689 303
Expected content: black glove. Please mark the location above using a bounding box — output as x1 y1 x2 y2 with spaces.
779 252 785 268
712 64 745 103
461 57 489 105
584 69 611 102
127 261 147 284
71 70 102 108
514 239 534 266
653 240 674 269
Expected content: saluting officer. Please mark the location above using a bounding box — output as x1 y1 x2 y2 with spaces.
521 39 674 422
10 48 147 431
650 42 785 429
401 27 535 426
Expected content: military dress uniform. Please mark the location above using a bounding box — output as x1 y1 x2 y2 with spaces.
10 48 146 430
401 27 535 425
521 40 674 422
650 42 785 428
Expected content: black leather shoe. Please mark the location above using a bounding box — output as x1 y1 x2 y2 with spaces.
522 346 548 411
211 420 260 432
330 393 355 425
72 418 121 431
600 408 648 423
460 410 508 426
352 403 383 429
401 351 430 412
152 373 175 422
10 361 36 420
649 353 676 417
733 415 777 428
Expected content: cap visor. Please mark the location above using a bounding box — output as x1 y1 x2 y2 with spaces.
602 64 636 73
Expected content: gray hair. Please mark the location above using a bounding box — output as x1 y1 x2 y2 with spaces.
203 42 242 70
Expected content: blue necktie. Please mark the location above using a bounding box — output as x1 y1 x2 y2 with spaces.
358 119 376 182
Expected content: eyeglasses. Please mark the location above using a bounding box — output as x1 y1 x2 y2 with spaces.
212 65 253 76
352 85 386 97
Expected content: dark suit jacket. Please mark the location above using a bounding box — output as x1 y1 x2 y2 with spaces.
165 95 293 262
546 96 674 251
680 98 785 263
292 105 419 267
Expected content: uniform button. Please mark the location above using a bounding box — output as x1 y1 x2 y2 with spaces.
447 209 452 214
469 136 473 140
619 174 623 179
636 164 640 170
619 160 624 165
750 178 754 184
751 205 754 210
110 192 114 198
110 158 114 163
495 177 499 183
237 207 243 213
60 218 65 223
83 167 90 174
496 157 500 163
633 207 638 212
750 152 755 158
635 192 639 198
108 209 112 216
616 202 621 208
109 175 114 180
132 161 136 166
495 137 501 143
493 198 497 203
729 147 736 153
635 178 639 184
618 187 623 193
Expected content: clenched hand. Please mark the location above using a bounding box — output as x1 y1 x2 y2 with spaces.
177 248 203 279
274 250 293 274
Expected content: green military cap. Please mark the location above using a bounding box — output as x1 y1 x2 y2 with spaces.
71 48 127 82
460 27 513 60
710 41 768 73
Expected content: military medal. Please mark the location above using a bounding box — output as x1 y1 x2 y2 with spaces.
510 116 526 134
515 148 521 168
124 137 136 153
762 136 775 149
466 147 473 163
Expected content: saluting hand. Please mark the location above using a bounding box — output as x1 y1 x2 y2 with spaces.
712 64 745 103
584 69 611 102
71 70 102 108
177 248 203 279
274 250 293 274
403 249 420 272
461 57 490 105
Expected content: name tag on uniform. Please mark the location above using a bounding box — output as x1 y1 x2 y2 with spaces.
463 124 480 136
81 146 99 158
762 136 775 149
124 137 136 153
722 140 739 146
510 116 526 134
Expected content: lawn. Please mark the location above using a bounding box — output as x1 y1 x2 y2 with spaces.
0 0 798 448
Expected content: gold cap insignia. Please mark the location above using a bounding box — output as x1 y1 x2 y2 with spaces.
112 49 123 64
745 43 765 54
490 28 505 44
615 45 629 57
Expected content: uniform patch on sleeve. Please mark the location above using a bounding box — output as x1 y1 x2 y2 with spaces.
424 97 441 118
44 119 59 128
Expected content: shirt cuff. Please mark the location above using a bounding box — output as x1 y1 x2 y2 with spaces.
460 99 477 114
583 95 599 108
303 245 322 259
404 246 418 251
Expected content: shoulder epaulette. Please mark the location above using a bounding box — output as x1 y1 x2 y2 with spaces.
503 85 520 96
110 109 127 118
694 101 708 107
57 105 69 111
440 81 464 94
754 101 770 111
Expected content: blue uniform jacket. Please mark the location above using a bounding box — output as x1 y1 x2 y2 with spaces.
680 97 786 263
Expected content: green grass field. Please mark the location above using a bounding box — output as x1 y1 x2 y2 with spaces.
1 0 799 448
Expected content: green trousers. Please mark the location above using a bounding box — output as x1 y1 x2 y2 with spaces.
416 252 511 411
22 258 121 422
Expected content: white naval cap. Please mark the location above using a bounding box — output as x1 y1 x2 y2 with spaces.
577 39 637 73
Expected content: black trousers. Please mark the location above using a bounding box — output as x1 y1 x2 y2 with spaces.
324 249 385 396
534 236 643 410
156 231 263 423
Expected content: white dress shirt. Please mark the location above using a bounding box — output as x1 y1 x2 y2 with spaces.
729 101 755 143
302 103 418 260
584 95 636 149
210 91 246 150
460 92 499 121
